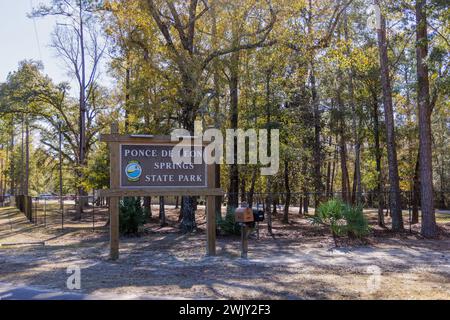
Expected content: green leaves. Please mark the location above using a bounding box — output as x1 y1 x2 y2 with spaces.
119 197 146 235
311 199 370 239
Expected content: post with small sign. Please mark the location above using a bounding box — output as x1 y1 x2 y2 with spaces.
235 204 254 259
100 123 223 261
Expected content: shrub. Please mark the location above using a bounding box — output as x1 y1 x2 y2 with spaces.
119 197 146 235
343 204 370 238
218 206 241 235
311 199 370 243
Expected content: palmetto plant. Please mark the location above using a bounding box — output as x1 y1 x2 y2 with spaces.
311 199 370 246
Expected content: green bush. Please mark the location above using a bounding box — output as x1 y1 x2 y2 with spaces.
311 199 369 241
119 197 146 235
218 206 241 235
343 204 370 238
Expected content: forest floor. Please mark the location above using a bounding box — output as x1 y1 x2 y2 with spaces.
0 204 449 300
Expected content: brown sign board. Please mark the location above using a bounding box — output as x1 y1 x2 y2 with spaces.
120 144 207 188
100 129 220 260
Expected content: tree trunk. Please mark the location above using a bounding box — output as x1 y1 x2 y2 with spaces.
0 158 3 203
77 3 88 220
248 167 257 208
375 0 403 231
264 67 275 233
310 62 323 206
20 115 24 195
412 152 420 223
124 66 131 132
211 7 223 222
179 102 198 233
300 156 309 214
159 196 166 227
344 14 362 205
240 176 246 204
265 67 274 234
371 89 385 227
180 196 196 233
307 0 322 207
215 164 222 222
144 196 151 218
283 160 291 224
9 122 15 197
59 122 64 215
415 0 437 237
337 91 351 204
24 117 29 196
325 160 331 199
304 193 309 214
330 145 337 197
227 49 240 209
325 137 333 199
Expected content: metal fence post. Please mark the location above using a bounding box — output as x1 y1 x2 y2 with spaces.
92 192 95 232
61 196 64 231
35 198 38 225
409 190 412 233
44 198 47 227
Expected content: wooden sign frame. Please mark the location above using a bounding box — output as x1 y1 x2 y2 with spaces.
99 124 223 260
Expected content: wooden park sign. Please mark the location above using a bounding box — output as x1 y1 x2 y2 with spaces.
99 123 223 260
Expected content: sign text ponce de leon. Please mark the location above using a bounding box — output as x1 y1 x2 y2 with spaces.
120 144 207 188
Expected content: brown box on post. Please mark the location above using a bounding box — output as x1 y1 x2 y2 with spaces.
235 207 254 223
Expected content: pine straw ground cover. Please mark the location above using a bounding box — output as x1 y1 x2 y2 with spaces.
0 206 449 299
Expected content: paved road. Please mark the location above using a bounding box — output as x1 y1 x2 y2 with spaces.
0 282 196 300
0 283 87 300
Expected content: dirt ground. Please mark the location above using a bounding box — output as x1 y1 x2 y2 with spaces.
0 204 449 300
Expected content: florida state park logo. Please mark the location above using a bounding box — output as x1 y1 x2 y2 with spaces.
125 160 142 182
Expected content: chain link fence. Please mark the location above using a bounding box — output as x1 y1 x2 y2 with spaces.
3 190 449 232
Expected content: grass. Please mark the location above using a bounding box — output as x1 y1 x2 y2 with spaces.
436 212 450 224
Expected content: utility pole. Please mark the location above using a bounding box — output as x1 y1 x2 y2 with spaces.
25 116 29 196
20 114 24 195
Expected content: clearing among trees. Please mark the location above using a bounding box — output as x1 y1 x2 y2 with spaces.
1 205 449 300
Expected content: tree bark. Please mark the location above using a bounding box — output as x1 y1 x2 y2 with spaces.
307 0 323 207
375 0 404 231
10 121 15 196
330 145 337 197
211 7 223 221
415 0 437 237
179 106 198 233
337 90 351 204
144 196 151 218
227 49 240 209
124 66 131 132
248 167 257 208
310 62 323 206
20 115 24 195
180 196 196 233
25 117 29 196
371 89 385 227
240 177 246 204
76 1 88 220
411 152 420 223
159 196 166 227
265 68 273 234
283 160 291 223
344 13 362 205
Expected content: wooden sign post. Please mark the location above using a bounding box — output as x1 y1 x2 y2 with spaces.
100 124 223 260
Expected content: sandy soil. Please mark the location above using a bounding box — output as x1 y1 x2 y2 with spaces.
0 205 449 300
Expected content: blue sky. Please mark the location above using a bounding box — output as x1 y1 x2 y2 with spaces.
0 0 111 94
